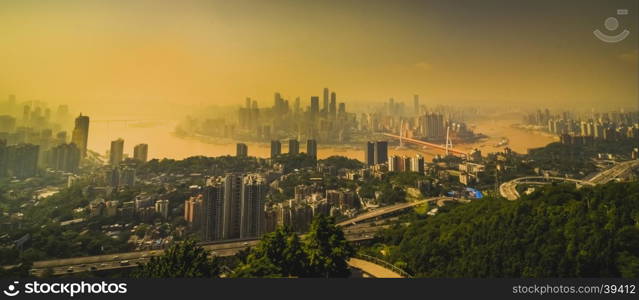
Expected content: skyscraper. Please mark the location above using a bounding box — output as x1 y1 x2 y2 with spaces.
306 139 317 159
338 102 346 119
155 199 169 219
203 178 224 241
7 144 39 179
288 139 299 155
236 143 248 157
133 143 148 162
310 96 320 119
420 113 445 140
323 88 329 116
109 138 124 166
413 94 420 115
71 114 89 158
47 143 80 173
412 154 425 173
374 141 388 165
222 174 242 240
365 141 375 166
240 174 267 238
270 140 281 159
330 92 337 118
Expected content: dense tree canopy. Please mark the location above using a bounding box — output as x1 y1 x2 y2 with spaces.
135 239 220 278
365 182 639 277
233 216 354 278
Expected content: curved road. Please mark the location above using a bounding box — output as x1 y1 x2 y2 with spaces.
500 160 639 200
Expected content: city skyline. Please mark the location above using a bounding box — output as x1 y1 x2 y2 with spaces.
0 0 637 117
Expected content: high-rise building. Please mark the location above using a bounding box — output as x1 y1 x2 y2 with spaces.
203 179 224 241
222 174 242 240
306 139 317 159
374 141 388 165
133 144 148 162
240 174 267 238
401 156 412 172
270 140 281 159
71 114 90 158
413 95 420 115
155 199 169 219
310 96 320 119
420 113 445 140
388 155 400 172
109 138 124 166
7 143 39 178
288 139 299 155
365 142 375 166
236 143 248 157
47 143 80 173
412 154 425 173
329 92 336 116
184 194 204 229
323 88 329 116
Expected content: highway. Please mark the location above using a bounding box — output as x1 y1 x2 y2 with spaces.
18 196 463 276
26 224 387 276
336 196 458 226
499 160 639 200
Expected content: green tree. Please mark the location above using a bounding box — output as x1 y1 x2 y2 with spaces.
135 239 219 278
305 215 354 277
233 227 307 277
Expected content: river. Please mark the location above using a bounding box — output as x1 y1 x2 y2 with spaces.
87 117 558 162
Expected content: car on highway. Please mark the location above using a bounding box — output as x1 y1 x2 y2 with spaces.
119 260 130 266
113 255 120 260
66 267 74 273
100 263 107 267
90 266 97 271
243 242 249 246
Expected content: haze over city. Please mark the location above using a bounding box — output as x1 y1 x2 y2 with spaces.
1 0 637 118
1 0 639 287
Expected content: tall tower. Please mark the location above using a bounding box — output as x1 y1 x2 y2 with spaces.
322 88 329 116
306 139 317 159
329 92 337 119
288 139 299 155
365 141 375 166
310 96 320 119
222 174 242 240
270 140 281 159
236 143 248 157
133 143 148 162
109 138 124 166
203 178 225 241
374 141 388 165
240 174 267 238
71 114 90 158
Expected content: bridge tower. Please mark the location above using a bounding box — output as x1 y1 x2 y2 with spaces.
445 126 453 156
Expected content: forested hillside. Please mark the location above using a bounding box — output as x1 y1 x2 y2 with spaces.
368 182 639 277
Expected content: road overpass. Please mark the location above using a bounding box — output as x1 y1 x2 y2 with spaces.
336 197 459 226
499 160 639 200
25 225 387 276
15 196 463 276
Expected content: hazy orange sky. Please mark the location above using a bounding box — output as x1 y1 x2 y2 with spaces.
0 0 637 117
